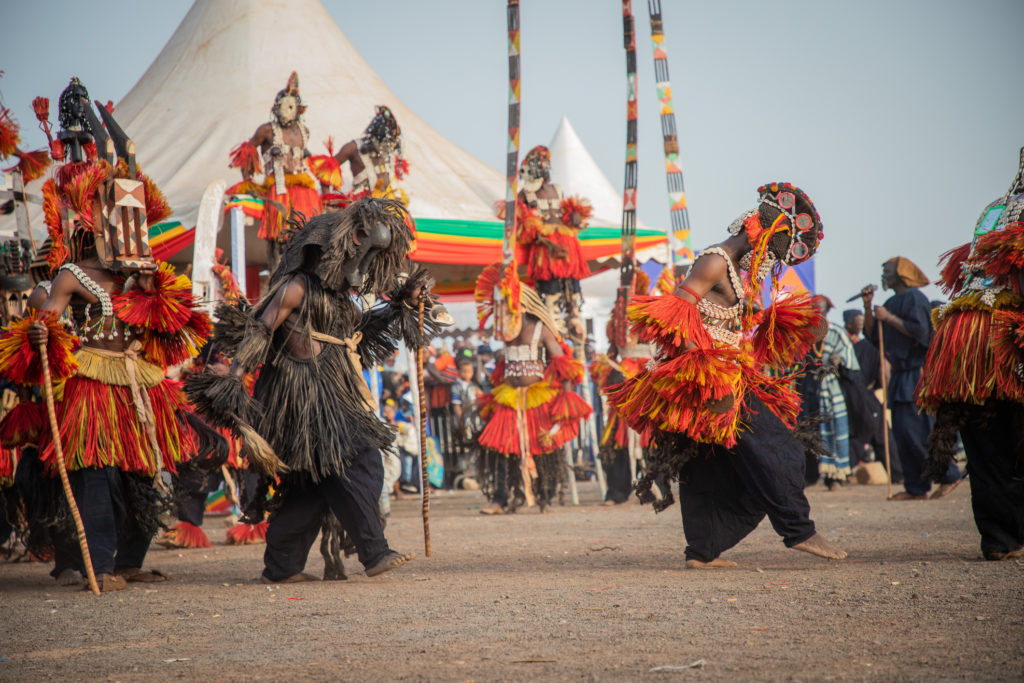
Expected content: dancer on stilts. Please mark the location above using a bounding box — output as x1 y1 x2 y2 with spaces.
608 182 847 567
475 264 592 514
502 146 593 343
917 147 1024 560
228 72 323 269
187 198 448 583
308 105 409 209
0 79 214 591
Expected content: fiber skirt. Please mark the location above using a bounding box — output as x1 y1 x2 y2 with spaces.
39 349 193 476
478 379 591 457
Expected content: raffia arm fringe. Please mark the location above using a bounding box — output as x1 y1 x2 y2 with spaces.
183 372 259 430
236 422 288 477
234 320 272 371
212 300 252 358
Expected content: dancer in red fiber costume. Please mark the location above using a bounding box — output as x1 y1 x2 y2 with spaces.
608 183 846 568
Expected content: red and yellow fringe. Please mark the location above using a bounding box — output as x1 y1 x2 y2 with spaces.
0 311 80 386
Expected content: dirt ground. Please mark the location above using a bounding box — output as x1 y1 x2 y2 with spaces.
1 480 1022 682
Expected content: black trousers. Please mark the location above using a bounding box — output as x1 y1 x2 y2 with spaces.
263 445 389 581
604 448 632 503
679 396 817 562
68 467 151 575
892 402 959 496
959 401 1024 558
176 467 211 527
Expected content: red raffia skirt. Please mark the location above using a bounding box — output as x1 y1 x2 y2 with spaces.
524 226 591 281
478 379 591 459
39 348 193 476
260 173 323 241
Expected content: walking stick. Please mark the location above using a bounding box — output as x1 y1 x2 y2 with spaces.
38 343 100 595
416 301 431 557
877 320 893 499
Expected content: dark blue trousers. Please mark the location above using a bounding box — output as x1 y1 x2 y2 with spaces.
679 396 817 562
69 467 151 575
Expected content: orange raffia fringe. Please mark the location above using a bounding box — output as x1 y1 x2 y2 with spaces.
974 221 1024 279
560 195 593 228
114 262 196 334
478 380 582 456
917 307 1024 410
0 401 45 448
41 179 68 271
62 160 109 228
4 149 50 183
226 520 267 545
0 311 80 386
228 141 261 177
307 154 342 189
475 261 522 331
139 309 212 367
160 522 211 549
39 372 193 476
991 308 1024 385
545 345 584 384
750 293 822 369
0 108 20 158
938 242 972 296
626 294 713 353
607 345 745 446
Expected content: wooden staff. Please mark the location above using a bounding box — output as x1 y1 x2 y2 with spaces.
877 319 893 499
38 343 100 595
416 301 430 557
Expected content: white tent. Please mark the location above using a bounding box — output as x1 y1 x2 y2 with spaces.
2 0 505 245
548 116 622 228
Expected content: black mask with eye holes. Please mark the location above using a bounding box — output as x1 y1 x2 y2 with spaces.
339 221 392 290
57 77 94 162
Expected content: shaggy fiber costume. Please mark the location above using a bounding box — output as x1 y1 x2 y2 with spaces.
188 199 444 580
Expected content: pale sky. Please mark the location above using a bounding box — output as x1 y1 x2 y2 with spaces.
2 0 1022 317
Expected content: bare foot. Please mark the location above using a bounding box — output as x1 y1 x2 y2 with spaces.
889 491 928 501
792 533 847 560
365 550 414 577
56 568 80 586
479 503 505 516
685 558 738 569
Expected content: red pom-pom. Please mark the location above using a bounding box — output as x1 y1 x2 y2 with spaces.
114 262 195 334
938 242 972 296
560 195 593 228
228 141 262 176
0 401 45 448
226 520 267 545
0 311 80 386
4 149 51 183
0 108 20 158
158 522 211 549
307 154 342 189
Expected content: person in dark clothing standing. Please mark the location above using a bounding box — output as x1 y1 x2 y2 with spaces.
862 257 960 500
842 309 903 481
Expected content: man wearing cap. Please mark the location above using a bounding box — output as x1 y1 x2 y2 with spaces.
861 257 960 500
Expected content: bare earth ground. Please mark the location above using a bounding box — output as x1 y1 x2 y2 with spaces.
1 481 1022 682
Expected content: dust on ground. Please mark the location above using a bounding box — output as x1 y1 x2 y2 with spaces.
1 481 1022 682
